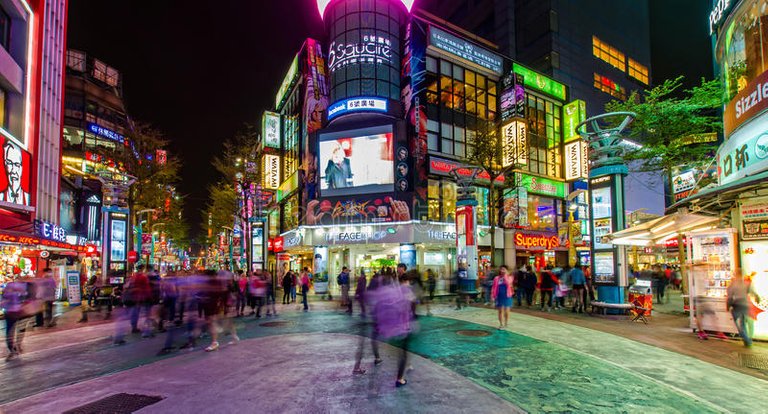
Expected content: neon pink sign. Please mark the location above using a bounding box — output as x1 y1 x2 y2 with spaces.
317 0 414 18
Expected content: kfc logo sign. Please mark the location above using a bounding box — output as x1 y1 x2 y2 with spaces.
0 138 31 207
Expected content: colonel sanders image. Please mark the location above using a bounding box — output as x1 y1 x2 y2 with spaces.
0 141 29 205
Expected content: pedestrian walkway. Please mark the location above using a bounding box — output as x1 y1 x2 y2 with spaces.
2 304 767 413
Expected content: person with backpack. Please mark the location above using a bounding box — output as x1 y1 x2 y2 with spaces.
539 266 557 312
338 266 352 313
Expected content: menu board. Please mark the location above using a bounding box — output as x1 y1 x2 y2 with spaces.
594 251 616 284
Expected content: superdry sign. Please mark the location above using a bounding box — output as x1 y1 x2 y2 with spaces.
514 231 562 251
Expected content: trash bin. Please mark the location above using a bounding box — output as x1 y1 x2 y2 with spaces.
628 279 653 318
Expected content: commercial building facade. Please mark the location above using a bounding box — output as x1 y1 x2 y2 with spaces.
0 0 83 289
259 0 594 294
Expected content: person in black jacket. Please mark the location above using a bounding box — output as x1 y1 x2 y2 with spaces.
519 266 537 307
282 271 293 304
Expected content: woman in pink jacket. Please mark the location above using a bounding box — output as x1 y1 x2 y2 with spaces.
491 265 514 329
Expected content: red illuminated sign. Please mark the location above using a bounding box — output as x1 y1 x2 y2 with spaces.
429 157 504 183
273 237 285 253
514 231 561 250
267 238 274 252
127 251 138 262
0 231 87 252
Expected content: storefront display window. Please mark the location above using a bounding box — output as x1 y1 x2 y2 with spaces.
719 0 768 101
428 179 441 221
526 195 557 232
475 187 489 226
442 180 457 222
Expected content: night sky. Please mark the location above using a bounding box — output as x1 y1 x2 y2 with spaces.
67 0 713 237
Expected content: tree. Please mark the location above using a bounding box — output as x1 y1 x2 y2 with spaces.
467 118 508 267
604 77 722 178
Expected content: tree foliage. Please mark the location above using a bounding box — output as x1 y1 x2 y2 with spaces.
604 77 723 175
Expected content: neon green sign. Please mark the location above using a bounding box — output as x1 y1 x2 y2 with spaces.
275 55 299 110
512 63 567 101
563 100 587 142
517 173 566 198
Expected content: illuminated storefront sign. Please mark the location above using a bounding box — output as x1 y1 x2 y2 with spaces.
563 100 587 142
33 219 67 242
328 35 392 73
0 231 86 252
0 136 32 208
512 63 567 101
501 120 528 167
514 231 561 250
275 55 299 109
564 140 589 181
428 26 503 75
709 0 732 35
516 173 566 198
317 0 414 17
262 111 281 149
724 69 768 137
742 203 768 220
327 97 388 120
86 122 124 144
263 154 280 190
429 156 504 183
717 111 768 185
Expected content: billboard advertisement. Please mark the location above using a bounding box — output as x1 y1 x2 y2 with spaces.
110 217 127 262
563 100 587 142
0 136 32 208
263 154 280 190
319 125 394 197
262 111 281 149
500 73 525 122
306 194 411 225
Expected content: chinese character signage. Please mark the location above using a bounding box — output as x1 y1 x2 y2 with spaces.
563 100 587 142
0 136 32 207
329 34 393 73
86 122 125 144
263 154 280 190
565 140 589 181
501 120 528 167
327 97 388 120
512 63 567 101
428 26 503 75
717 113 768 185
672 170 696 194
34 220 67 242
262 111 281 149
741 203 768 220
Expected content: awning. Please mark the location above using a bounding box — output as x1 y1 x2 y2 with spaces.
667 170 768 214
605 212 720 247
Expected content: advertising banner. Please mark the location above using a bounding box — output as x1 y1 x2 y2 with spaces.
594 251 616 284
672 170 697 194
563 100 587 142
110 218 126 262
0 136 32 208
306 194 412 225
512 63 566 101
428 26 503 75
501 187 528 228
501 120 528 167
262 111 281 149
741 203 768 220
516 173 566 198
718 111 768 185
263 154 281 190
399 244 417 270
724 69 768 137
456 205 478 280
593 218 613 249
564 140 589 180
251 222 264 264
500 73 526 122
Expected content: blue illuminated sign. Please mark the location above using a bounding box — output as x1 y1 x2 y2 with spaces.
428 26 503 75
327 97 388 120
87 123 125 144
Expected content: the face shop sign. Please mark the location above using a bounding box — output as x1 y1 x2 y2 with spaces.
328 34 392 72
426 229 456 242
325 230 388 244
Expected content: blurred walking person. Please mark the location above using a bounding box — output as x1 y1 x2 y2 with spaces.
491 265 514 329
301 269 311 311
570 264 587 313
235 272 247 316
2 280 39 360
251 271 267 318
355 269 368 317
539 267 557 312
264 270 278 316
727 269 754 347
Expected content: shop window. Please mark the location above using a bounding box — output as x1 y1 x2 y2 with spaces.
628 58 649 85
475 187 489 226
592 36 626 72
524 94 562 178
593 73 627 100
442 180 457 222
718 3 768 101
0 88 6 129
527 195 557 232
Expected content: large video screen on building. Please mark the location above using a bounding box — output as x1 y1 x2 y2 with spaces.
319 125 394 197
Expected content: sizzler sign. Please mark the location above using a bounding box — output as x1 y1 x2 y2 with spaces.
514 232 561 250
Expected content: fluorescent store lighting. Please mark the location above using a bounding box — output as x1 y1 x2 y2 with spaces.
651 220 676 233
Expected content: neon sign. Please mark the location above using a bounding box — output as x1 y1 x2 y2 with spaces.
514 232 561 250
317 0 414 18
34 219 67 242
328 35 392 73
327 97 388 120
87 122 124 144
709 0 732 35
513 64 566 101
429 26 503 75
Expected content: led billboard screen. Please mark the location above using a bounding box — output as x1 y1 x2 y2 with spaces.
319 125 394 197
